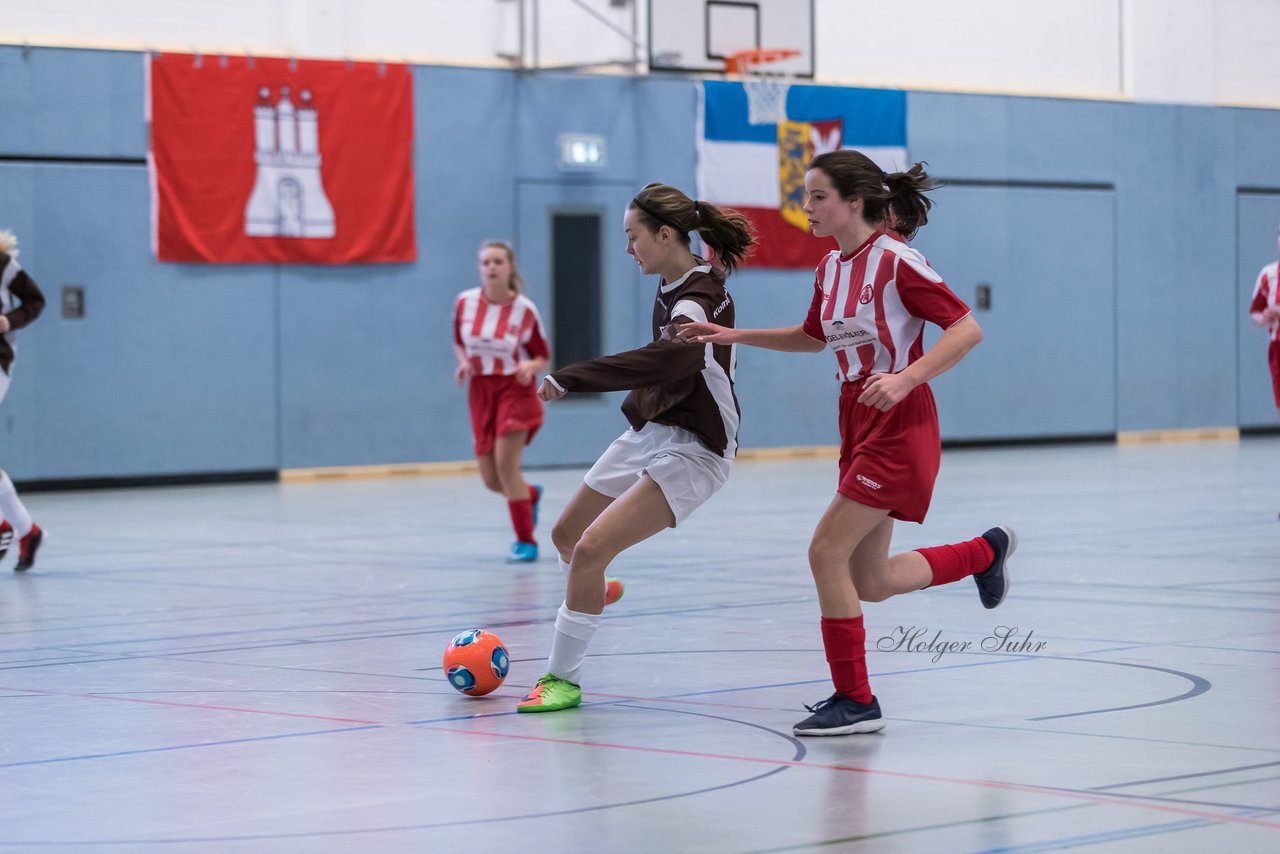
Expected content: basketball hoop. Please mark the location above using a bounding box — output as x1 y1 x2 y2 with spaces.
725 48 800 126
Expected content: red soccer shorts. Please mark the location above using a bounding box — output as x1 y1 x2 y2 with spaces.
835 379 941 524
1269 341 1280 410
468 374 544 457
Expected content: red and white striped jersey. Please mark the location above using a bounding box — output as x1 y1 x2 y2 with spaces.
453 288 550 376
1249 262 1280 343
802 231 970 383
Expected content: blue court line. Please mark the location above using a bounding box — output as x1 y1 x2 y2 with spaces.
931 591 1280 615
648 651 1208 723
967 804 1280 853
0 585 1226 663
4 642 1212 733
407 714 1280 841
1093 760 1280 791
1036 778 1280 813
0 707 804 846
741 804 1126 854
0 602 552 650
403 657 1041 725
884 712 1280 755
1174 642 1280 655
967 817 1216 853
0 594 802 657
0 724 382 768
1161 774 1280 799
1080 643 1173 654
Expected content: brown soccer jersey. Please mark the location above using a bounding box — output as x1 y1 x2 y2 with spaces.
0 252 46 376
550 264 740 458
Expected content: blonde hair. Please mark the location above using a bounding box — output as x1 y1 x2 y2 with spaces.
480 240 523 294
0 230 17 258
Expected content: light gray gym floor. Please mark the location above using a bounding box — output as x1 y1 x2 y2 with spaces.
1 437 1278 852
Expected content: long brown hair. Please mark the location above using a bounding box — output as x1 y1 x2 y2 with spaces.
480 240 523 294
629 183 755 274
808 151 938 241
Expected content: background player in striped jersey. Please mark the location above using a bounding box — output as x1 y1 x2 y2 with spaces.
516 183 754 713
453 241 549 563
0 231 45 571
680 152 1015 737
1248 225 1280 425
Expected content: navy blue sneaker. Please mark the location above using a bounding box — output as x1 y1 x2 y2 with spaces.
794 692 885 736
975 526 1016 609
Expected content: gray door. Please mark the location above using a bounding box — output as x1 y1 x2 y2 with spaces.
1236 191 1280 428
916 184 1118 440
516 181 645 467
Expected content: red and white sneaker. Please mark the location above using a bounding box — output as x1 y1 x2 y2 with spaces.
0 520 12 561
15 523 42 572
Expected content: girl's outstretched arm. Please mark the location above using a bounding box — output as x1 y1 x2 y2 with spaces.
678 322 826 353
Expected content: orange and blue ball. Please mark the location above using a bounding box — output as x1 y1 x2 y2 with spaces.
442 629 510 696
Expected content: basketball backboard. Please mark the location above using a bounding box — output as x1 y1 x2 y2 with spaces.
648 0 814 77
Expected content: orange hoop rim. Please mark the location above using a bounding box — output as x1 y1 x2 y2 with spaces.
724 48 800 74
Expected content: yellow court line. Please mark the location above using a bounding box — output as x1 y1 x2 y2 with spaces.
280 461 478 483
736 445 839 462
281 430 1246 483
1116 427 1240 445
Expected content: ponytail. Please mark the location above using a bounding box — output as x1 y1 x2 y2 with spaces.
630 183 755 274
809 151 939 241
884 163 937 241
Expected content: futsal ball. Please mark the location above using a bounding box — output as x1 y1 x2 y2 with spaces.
442 629 510 696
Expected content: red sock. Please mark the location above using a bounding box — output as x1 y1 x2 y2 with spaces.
507 498 535 544
820 616 873 703
919 536 995 587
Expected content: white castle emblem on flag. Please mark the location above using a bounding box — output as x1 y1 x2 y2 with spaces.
244 85 335 238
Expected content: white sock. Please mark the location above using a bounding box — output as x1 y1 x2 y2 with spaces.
0 472 32 536
558 556 571 579
547 602 602 685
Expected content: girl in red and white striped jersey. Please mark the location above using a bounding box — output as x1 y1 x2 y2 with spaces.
453 241 549 563
1247 226 1280 419
0 231 45 571
680 152 1015 737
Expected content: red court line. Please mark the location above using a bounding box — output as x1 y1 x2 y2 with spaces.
413 722 1280 833
0 685 381 725
9 681 1277 833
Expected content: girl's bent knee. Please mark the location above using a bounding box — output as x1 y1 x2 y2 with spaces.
551 521 579 555
858 584 892 603
808 540 848 573
570 532 618 571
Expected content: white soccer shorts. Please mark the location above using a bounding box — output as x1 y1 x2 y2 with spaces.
584 422 731 526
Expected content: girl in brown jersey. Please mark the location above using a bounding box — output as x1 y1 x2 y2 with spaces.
516 183 754 713
0 231 45 571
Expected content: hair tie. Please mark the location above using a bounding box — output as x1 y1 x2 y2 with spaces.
693 200 701 221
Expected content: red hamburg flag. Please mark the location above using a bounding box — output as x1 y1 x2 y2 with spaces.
147 53 416 263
